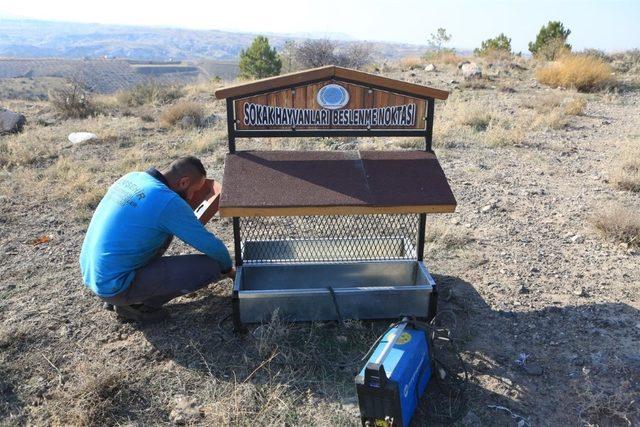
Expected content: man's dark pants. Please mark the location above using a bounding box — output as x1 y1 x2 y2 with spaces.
101 238 222 309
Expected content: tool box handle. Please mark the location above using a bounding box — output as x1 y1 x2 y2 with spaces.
364 363 388 387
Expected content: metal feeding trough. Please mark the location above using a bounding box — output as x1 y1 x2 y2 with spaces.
214 66 456 329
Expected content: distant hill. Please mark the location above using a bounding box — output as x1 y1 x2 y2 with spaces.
0 18 428 61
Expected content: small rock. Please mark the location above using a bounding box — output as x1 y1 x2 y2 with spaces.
37 116 57 127
0 108 26 134
480 204 494 213
573 287 589 297
461 410 482 425
424 63 436 72
461 62 482 80
180 115 198 129
518 285 530 294
520 361 544 376
202 114 218 126
457 60 471 69
68 132 97 144
169 395 202 425
336 335 347 343
571 235 585 244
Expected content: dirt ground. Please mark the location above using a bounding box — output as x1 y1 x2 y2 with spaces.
1 60 639 426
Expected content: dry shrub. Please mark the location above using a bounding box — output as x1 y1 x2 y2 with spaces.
611 140 640 192
484 121 526 146
47 157 105 211
116 82 183 107
564 97 587 115
531 108 568 130
577 377 639 426
591 204 640 246
424 222 472 251
453 101 492 131
160 101 204 128
399 56 423 70
49 79 96 119
0 129 58 167
50 364 142 426
536 54 615 92
426 51 463 66
521 93 574 130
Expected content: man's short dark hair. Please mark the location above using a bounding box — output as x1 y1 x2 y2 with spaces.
167 156 206 178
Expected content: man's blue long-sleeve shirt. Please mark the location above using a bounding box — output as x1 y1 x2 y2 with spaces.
80 170 232 297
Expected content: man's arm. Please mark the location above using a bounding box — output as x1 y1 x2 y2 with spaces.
158 197 233 272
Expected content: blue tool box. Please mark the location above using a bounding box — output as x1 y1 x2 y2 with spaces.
355 322 432 427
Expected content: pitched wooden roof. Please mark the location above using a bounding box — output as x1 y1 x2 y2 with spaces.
214 65 449 100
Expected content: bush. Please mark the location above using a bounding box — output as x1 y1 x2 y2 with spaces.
536 54 614 92
529 21 571 60
294 39 338 68
239 36 282 79
592 204 640 247
116 82 183 107
612 140 640 192
291 39 373 70
49 79 96 119
159 102 204 128
400 56 423 70
474 33 512 57
564 97 587 115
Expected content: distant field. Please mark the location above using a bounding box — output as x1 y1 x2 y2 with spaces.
0 58 239 94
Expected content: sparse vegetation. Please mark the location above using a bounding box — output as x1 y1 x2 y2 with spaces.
116 82 183 107
400 56 424 70
529 21 572 60
49 79 96 119
536 54 615 92
612 139 640 192
564 97 587 115
592 204 640 246
239 35 282 79
288 39 373 70
159 101 205 128
424 27 454 59
474 33 512 57
2 25 640 427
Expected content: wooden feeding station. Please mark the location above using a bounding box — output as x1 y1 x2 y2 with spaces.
214 66 456 329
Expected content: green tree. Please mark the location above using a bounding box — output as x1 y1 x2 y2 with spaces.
427 28 452 52
474 33 512 56
239 36 282 79
528 21 571 60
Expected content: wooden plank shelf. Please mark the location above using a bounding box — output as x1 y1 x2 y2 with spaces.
219 150 456 217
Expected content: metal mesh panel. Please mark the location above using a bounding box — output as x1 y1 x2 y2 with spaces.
239 214 420 264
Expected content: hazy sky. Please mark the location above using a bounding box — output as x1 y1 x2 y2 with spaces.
1 0 638 52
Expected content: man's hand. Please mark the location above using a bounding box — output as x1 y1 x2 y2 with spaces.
223 267 236 280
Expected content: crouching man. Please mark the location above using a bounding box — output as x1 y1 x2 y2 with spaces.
80 156 234 323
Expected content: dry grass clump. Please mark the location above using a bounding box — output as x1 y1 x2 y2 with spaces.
536 54 615 92
160 101 205 128
611 140 640 192
116 82 183 107
576 376 639 426
564 97 587 115
49 80 96 119
49 363 143 426
483 121 526 147
454 102 492 131
399 56 423 70
591 204 640 247
424 222 473 251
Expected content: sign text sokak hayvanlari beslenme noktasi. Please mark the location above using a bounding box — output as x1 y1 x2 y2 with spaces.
242 103 417 127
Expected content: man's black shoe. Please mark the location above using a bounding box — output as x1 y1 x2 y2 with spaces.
114 304 169 323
